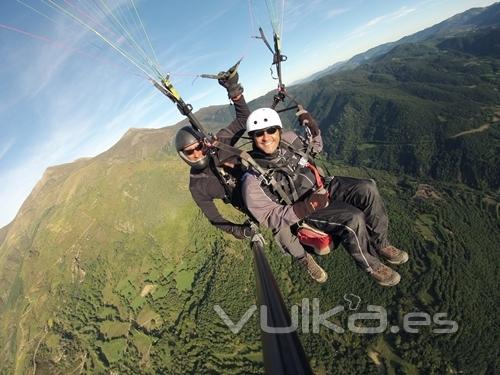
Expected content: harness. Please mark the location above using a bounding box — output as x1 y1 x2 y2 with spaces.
243 138 325 205
208 157 236 204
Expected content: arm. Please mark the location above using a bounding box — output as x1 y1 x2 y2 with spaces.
295 108 323 153
310 131 323 153
215 69 249 146
295 128 323 154
242 173 301 232
242 172 329 232
191 189 236 232
189 174 249 239
215 95 250 147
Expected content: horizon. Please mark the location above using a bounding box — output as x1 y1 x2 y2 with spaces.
0 0 497 228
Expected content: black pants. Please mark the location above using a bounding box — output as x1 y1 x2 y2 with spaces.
305 176 390 272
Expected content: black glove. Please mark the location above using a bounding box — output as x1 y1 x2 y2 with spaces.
292 188 329 219
229 223 256 239
296 106 320 137
218 72 243 100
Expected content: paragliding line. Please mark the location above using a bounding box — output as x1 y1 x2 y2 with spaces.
41 0 161 82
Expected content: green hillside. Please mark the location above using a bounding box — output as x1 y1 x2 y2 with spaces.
284 27 500 191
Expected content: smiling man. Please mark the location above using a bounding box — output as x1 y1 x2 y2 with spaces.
241 107 408 286
242 107 328 283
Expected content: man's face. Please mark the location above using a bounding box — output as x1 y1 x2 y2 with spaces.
182 141 205 162
253 126 281 154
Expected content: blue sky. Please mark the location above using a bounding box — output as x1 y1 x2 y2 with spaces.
0 0 496 227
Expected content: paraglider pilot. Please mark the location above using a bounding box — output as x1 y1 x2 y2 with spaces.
241 107 409 286
175 72 255 240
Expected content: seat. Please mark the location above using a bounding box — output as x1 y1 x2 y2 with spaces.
297 222 333 256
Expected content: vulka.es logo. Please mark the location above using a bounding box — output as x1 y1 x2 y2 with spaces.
214 298 458 335
214 305 258 334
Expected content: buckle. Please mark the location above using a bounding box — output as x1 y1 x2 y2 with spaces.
257 173 271 186
298 157 308 167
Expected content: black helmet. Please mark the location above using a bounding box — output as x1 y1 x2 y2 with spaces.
175 126 209 170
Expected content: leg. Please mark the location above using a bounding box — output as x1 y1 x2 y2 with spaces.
274 226 328 283
328 176 389 251
305 201 383 272
273 226 306 259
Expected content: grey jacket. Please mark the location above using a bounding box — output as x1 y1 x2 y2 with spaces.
241 130 323 232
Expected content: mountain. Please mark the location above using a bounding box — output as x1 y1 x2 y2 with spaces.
0 224 9 248
1 4 499 374
173 103 237 132
298 2 500 83
284 25 500 191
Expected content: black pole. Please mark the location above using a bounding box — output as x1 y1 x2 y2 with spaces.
251 238 313 375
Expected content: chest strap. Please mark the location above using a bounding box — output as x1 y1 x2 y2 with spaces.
214 141 293 205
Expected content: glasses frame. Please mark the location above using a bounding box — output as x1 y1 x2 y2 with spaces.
182 142 204 156
251 126 280 138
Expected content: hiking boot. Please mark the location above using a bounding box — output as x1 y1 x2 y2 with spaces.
298 253 328 283
370 264 401 287
378 245 409 265
297 223 333 256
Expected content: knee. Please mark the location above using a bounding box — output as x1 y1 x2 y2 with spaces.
346 209 366 228
274 228 305 258
357 179 379 197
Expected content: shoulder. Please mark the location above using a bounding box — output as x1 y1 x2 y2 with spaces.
281 130 300 144
189 168 211 182
242 171 258 185
281 130 305 149
189 169 216 193
241 171 261 192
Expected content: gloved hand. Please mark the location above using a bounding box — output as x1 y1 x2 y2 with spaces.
292 188 329 219
218 72 244 100
296 106 320 137
229 223 257 239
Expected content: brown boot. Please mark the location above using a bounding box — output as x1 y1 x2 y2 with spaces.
378 245 409 265
370 263 401 287
297 253 328 283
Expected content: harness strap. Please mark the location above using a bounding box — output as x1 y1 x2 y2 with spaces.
279 139 318 167
209 158 233 203
259 173 293 205
207 157 253 216
270 167 300 203
284 172 299 202
305 162 324 189
214 141 293 205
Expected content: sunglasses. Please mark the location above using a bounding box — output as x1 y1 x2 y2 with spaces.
251 126 280 138
183 142 203 156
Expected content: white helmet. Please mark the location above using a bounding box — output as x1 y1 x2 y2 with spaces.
246 108 283 134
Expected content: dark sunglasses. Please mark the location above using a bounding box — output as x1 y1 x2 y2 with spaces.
183 142 203 156
251 126 280 138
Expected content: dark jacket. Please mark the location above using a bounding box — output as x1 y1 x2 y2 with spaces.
188 96 250 234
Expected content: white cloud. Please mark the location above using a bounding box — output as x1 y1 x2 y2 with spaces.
154 8 230 72
280 0 326 33
390 6 417 20
325 7 350 19
0 139 15 161
348 6 416 39
186 88 218 106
